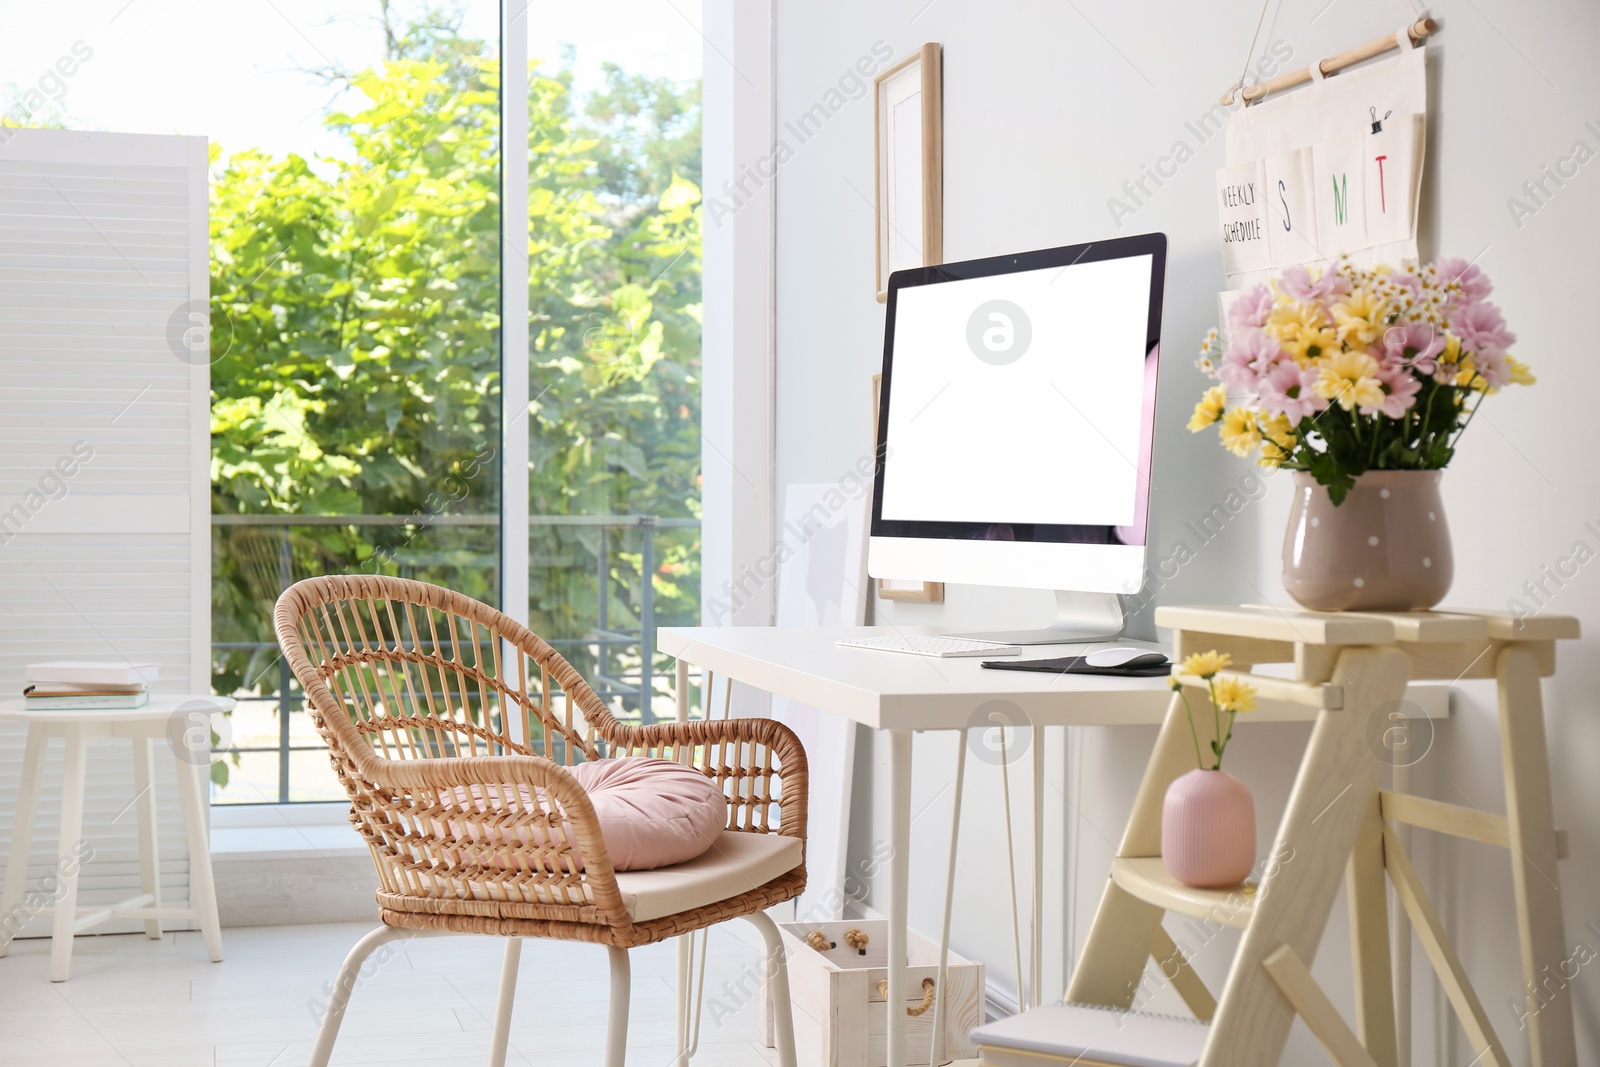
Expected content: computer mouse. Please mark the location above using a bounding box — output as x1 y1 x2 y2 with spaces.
1085 647 1169 669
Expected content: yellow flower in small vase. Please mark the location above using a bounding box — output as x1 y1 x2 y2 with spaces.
1188 385 1226 432
1212 675 1258 714
1164 650 1260 888
1181 650 1232 679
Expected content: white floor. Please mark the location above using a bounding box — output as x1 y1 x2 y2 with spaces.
0 921 784 1066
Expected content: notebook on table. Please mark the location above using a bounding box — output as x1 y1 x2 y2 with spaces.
24 661 160 686
971 1002 1208 1067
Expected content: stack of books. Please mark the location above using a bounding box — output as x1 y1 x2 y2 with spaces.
23 661 160 710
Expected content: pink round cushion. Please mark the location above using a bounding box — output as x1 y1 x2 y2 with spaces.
431 757 726 873
567 757 727 871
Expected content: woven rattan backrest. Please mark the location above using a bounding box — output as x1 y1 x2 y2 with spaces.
275 575 613 787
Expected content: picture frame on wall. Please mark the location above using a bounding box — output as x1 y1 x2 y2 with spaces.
873 42 942 302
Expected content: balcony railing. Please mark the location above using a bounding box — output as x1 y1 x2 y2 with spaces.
210 512 700 804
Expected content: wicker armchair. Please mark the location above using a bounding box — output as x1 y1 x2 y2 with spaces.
274 575 807 1067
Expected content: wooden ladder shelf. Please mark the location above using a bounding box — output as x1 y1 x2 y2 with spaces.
1045 605 1579 1067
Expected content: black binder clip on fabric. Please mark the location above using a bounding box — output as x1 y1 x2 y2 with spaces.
1370 106 1393 133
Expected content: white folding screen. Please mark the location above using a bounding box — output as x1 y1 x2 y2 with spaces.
0 129 210 936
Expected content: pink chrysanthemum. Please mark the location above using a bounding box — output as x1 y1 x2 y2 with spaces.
1226 286 1274 333
1279 264 1351 305
1257 361 1326 422
1452 301 1516 354
1217 328 1284 392
1436 256 1493 307
1366 363 1422 418
1380 322 1447 375
1474 348 1512 390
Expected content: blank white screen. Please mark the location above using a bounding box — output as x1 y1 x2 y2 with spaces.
880 255 1151 527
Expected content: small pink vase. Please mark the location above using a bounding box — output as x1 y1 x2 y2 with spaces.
1162 769 1256 889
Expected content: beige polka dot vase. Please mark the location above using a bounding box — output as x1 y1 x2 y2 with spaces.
1282 470 1453 611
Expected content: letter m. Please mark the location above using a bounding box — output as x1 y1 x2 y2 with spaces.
1331 173 1349 225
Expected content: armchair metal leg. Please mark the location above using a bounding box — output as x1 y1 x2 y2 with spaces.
743 911 797 1067
309 925 415 1067
488 938 523 1067
606 945 631 1067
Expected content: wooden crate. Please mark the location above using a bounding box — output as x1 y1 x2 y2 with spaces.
768 919 985 1067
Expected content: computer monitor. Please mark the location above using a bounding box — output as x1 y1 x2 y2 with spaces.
868 232 1166 643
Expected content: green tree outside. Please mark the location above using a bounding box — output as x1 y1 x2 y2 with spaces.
208 13 702 790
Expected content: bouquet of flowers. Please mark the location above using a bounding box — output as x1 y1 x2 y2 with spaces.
1189 257 1533 504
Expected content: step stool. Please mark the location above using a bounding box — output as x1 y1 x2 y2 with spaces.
972 606 1578 1067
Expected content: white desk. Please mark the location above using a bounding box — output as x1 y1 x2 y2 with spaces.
0 696 232 981
659 625 1449 1067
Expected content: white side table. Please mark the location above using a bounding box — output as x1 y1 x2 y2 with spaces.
0 695 232 981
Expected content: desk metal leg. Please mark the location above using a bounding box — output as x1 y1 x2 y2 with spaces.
132 737 163 940
49 727 89 982
929 734 967 1065
885 729 913 1067
1032 725 1045 1009
0 725 46 957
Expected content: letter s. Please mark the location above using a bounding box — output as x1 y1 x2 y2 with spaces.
870 40 894 65
1277 179 1292 232
72 41 94 62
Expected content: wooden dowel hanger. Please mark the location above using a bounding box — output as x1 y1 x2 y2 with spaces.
1221 16 1439 106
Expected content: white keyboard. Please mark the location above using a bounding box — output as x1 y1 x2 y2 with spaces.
835 634 1021 658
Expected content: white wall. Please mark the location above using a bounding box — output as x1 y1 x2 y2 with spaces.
768 1 1600 1063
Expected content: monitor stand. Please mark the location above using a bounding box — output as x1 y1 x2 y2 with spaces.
950 590 1126 645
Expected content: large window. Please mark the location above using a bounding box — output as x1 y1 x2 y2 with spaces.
2 0 704 803
520 10 705 724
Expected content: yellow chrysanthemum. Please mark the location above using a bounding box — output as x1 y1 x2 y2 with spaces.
1255 413 1297 468
1330 288 1390 350
1259 412 1296 448
1507 355 1536 386
1218 407 1261 457
1438 333 1462 365
1454 358 1488 392
1265 300 1338 364
1188 385 1226 432
1314 350 1385 411
1182 650 1232 679
1212 675 1258 714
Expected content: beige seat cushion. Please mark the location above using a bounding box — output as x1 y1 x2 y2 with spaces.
612 830 803 922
